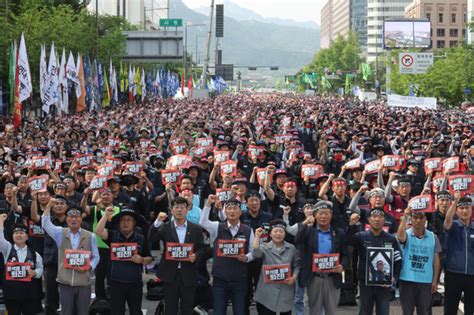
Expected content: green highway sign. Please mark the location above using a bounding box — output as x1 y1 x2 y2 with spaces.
160 19 183 27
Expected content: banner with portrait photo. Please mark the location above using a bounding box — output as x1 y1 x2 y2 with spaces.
366 247 393 286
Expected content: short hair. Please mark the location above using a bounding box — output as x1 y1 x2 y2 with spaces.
171 196 189 208
246 190 261 200
179 175 194 186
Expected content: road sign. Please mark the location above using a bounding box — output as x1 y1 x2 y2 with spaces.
399 52 434 74
160 19 183 27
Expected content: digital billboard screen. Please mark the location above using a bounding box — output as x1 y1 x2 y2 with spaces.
383 20 431 49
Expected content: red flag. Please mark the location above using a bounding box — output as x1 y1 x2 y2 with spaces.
13 47 21 129
181 70 185 95
187 76 193 97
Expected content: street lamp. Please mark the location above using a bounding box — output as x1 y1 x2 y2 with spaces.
184 22 205 80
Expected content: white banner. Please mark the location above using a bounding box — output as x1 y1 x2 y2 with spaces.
387 94 437 110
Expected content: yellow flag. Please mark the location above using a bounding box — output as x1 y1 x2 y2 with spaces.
102 66 110 107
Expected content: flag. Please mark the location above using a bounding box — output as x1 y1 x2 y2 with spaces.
360 63 372 81
128 64 134 103
187 75 193 97
84 55 92 110
181 69 185 95
58 48 69 114
13 45 21 129
112 67 118 103
102 66 110 107
67 51 80 97
17 33 32 103
302 73 314 88
39 45 48 109
43 43 59 114
119 61 126 92
97 62 103 104
8 42 16 114
344 73 353 95
76 54 86 112
133 67 141 96
90 60 100 111
321 76 332 90
140 68 146 101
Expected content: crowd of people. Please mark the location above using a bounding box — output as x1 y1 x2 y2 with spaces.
0 93 471 315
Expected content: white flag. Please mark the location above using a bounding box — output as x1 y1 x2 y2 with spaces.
141 69 146 101
67 51 80 97
75 53 83 98
17 33 32 103
39 45 48 107
43 43 59 114
128 64 134 94
111 66 118 103
59 47 69 114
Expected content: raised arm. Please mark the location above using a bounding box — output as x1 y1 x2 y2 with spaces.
199 195 219 241
444 191 460 231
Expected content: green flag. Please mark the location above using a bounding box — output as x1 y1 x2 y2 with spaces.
345 74 353 94
321 76 332 90
302 73 314 88
360 63 372 81
9 42 16 114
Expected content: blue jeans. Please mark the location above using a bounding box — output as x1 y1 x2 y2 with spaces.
213 277 247 315
294 283 305 315
358 284 390 315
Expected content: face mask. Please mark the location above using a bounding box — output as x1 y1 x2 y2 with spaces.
334 153 343 162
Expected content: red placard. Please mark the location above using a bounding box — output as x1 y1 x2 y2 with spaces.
28 175 49 192
248 145 265 159
161 170 182 185
256 168 272 183
263 264 292 283
301 164 324 179
167 155 193 170
123 162 144 175
89 176 109 191
97 164 114 177
364 160 381 174
110 242 138 261
274 134 292 144
28 220 45 238
424 158 442 174
216 239 245 257
448 175 474 196
53 159 63 173
108 138 120 148
74 154 93 168
220 161 238 177
32 156 51 170
5 262 32 282
408 195 434 213
171 143 188 155
105 156 123 174
431 175 444 193
381 155 406 171
192 146 207 158
165 242 194 261
214 150 230 163
140 139 151 149
216 188 233 202
197 137 214 149
443 157 460 174
64 249 91 271
344 158 361 170
312 253 340 273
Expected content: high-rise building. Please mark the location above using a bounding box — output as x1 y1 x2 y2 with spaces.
88 0 169 30
468 0 473 44
320 0 351 49
351 0 368 53
366 0 412 62
405 0 467 50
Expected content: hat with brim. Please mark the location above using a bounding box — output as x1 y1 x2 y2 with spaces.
120 172 139 186
11 223 28 235
111 206 144 226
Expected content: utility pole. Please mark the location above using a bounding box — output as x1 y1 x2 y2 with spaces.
202 0 214 89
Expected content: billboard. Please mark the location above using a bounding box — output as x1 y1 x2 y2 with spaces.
383 20 431 49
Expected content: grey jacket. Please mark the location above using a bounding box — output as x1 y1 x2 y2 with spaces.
253 241 300 313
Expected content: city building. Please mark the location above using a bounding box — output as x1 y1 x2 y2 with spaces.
88 0 169 30
351 0 368 53
320 0 351 49
405 0 468 49
468 0 473 44
366 0 412 62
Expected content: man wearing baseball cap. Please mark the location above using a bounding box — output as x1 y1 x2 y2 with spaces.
201 196 254 315
385 173 412 223
296 200 348 315
42 202 100 315
443 193 474 314
397 207 441 315
95 205 152 315
348 207 402 315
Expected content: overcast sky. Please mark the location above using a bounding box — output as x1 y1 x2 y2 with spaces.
182 0 322 24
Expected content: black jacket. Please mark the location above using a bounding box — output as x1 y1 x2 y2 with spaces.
295 223 349 289
148 220 206 286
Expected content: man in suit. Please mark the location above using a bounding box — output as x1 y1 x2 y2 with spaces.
296 200 349 315
148 196 206 315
